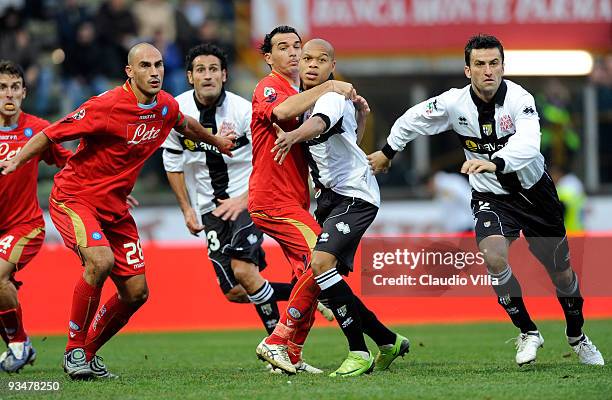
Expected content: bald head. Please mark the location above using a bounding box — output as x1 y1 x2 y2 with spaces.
303 38 335 60
125 42 164 102
127 42 162 66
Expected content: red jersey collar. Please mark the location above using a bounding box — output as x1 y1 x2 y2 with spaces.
269 71 299 94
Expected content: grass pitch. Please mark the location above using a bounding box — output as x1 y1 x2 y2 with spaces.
1 320 610 400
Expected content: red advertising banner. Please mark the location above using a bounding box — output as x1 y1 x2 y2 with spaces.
252 0 612 53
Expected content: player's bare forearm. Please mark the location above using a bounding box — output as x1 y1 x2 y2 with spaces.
176 116 235 156
354 95 370 145
0 132 50 174
273 80 355 121
289 116 326 143
166 171 192 214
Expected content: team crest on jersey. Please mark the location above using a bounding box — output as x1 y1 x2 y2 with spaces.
481 124 493 136
263 87 277 103
24 128 33 138
499 115 513 132
161 105 168 117
71 109 86 120
126 120 163 145
425 99 438 115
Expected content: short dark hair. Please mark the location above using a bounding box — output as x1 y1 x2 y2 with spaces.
185 43 228 73
259 25 301 54
464 34 504 66
0 60 25 86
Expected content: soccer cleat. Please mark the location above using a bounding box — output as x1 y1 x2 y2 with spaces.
317 302 335 321
266 359 323 374
0 338 37 373
294 359 323 374
63 348 94 380
374 333 410 371
256 338 296 375
514 331 544 366
89 355 119 379
570 335 604 365
329 351 374 377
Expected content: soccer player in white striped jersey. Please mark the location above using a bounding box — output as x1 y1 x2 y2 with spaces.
272 39 409 377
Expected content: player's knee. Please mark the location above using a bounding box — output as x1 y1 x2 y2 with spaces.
85 253 114 278
550 268 574 289
482 251 508 274
310 255 335 276
231 260 255 286
225 286 249 303
123 286 149 307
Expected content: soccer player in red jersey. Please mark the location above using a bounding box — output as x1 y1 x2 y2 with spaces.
0 60 72 373
0 44 234 380
249 26 355 374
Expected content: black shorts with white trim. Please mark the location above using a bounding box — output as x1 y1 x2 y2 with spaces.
202 209 267 293
471 172 570 272
313 188 378 275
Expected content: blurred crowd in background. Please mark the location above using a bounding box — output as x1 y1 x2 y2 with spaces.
1 0 611 210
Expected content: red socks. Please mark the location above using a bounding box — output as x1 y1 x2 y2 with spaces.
66 276 102 351
266 269 320 358
0 304 27 343
84 293 138 361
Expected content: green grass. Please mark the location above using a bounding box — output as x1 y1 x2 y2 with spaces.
1 320 611 400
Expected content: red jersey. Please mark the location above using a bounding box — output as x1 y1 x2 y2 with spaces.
249 71 310 212
0 112 71 230
43 81 185 222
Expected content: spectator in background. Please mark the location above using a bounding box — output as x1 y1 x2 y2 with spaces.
538 79 580 170
61 21 110 113
550 166 587 233
95 0 138 82
426 171 474 233
132 0 176 44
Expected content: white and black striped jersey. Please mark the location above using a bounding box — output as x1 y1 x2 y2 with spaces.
387 80 544 195
304 92 380 207
162 90 252 215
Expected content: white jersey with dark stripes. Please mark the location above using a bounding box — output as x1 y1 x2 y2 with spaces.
162 89 252 215
387 79 545 195
304 92 380 207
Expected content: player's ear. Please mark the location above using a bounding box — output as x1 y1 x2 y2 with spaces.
464 65 471 79
264 52 272 67
21 85 26 100
187 70 194 85
125 65 134 79
222 69 227 83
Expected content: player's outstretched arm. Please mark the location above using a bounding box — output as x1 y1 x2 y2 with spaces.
0 132 51 175
176 115 235 157
273 80 356 122
271 117 326 164
166 170 204 235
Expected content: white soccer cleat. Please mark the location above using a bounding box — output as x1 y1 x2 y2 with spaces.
63 348 94 380
570 335 604 366
256 338 296 375
294 359 323 374
514 331 544 366
89 355 119 379
317 302 335 321
0 338 36 373
266 359 323 374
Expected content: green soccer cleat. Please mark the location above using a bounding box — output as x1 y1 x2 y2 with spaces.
329 351 374 377
374 333 410 371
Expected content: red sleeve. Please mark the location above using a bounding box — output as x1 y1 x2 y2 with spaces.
41 143 73 168
43 95 111 143
252 80 291 122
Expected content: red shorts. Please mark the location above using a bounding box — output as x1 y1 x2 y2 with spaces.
0 220 45 270
250 207 321 276
49 197 145 277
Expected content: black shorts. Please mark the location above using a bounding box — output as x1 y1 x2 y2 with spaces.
314 189 378 274
202 209 266 293
471 172 570 272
